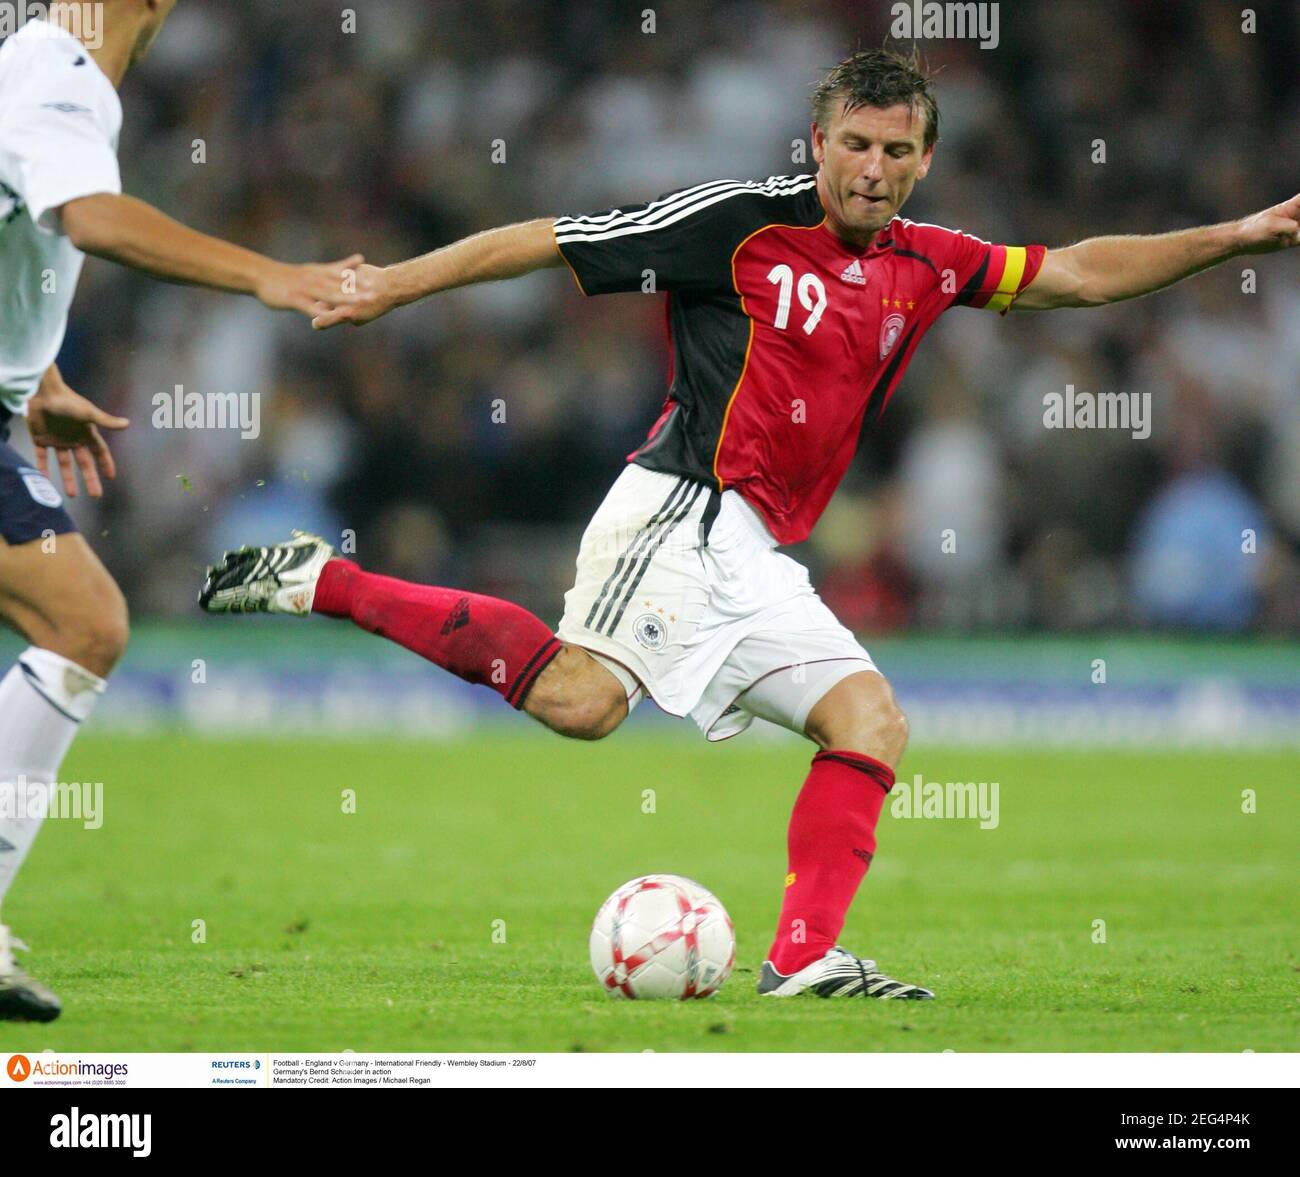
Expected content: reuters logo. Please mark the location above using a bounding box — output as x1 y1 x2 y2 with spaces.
6 1054 30 1082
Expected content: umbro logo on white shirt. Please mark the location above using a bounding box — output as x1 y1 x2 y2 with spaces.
40 102 92 114
0 180 23 225
839 258 866 286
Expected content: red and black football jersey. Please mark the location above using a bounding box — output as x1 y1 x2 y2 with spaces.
554 175 1045 545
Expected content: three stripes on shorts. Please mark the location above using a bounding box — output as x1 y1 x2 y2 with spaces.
585 477 704 637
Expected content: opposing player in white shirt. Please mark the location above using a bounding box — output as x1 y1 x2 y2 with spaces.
0 1 373 1021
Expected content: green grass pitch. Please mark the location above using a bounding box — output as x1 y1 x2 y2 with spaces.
1 732 1294 1053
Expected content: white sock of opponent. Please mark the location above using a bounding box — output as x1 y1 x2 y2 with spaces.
0 648 106 913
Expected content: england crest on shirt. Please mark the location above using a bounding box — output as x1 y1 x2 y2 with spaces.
19 466 62 508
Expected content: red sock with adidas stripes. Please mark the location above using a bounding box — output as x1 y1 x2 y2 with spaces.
311 559 561 709
766 749 894 975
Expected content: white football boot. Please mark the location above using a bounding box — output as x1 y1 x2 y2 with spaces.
199 531 336 616
758 946 934 999
0 924 61 1022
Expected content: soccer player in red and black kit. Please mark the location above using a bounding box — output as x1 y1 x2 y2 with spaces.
201 49 1300 999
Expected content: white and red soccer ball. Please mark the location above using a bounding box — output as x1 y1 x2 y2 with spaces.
589 874 736 999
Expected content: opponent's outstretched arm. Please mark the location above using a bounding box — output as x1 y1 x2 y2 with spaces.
1014 193 1300 310
59 193 372 318
309 218 563 330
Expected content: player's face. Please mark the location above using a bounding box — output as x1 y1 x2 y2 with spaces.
131 0 179 65
812 101 933 245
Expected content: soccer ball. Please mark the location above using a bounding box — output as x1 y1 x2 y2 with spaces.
589 874 736 1000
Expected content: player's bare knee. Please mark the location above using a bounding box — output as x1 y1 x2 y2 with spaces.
879 703 909 759
853 698 908 761
51 578 129 678
69 612 128 679
532 669 626 739
549 691 626 741
524 645 626 740
823 712 907 762
806 671 908 764
548 670 626 740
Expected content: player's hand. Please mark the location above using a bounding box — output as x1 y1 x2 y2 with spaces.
255 254 378 317
26 367 130 499
1235 194 1300 254
309 263 393 330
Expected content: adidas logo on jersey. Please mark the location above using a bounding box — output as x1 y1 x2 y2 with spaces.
839 258 866 286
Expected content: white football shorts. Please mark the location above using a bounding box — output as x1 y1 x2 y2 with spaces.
556 463 879 741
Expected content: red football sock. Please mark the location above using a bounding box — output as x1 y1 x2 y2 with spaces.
312 559 562 709
766 749 894 975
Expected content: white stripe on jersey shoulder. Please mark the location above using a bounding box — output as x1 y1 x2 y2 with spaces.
557 177 743 230
896 217 991 246
560 174 811 230
554 174 815 241
555 175 816 245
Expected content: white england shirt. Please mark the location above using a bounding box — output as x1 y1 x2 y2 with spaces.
0 20 122 415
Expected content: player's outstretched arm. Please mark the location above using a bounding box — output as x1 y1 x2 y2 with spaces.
58 193 372 318
309 218 563 330
1014 192 1300 310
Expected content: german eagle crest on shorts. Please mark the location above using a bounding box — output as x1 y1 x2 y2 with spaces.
632 613 668 651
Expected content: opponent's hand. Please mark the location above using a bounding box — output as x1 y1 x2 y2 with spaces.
310 263 393 330
26 367 130 499
255 254 378 317
1235 194 1300 254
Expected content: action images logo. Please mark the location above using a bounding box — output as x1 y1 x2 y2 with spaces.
10 1055 129 1081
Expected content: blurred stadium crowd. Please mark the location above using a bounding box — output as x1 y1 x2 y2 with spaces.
38 0 1300 633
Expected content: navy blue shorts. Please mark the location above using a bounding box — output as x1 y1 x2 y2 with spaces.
0 408 78 545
